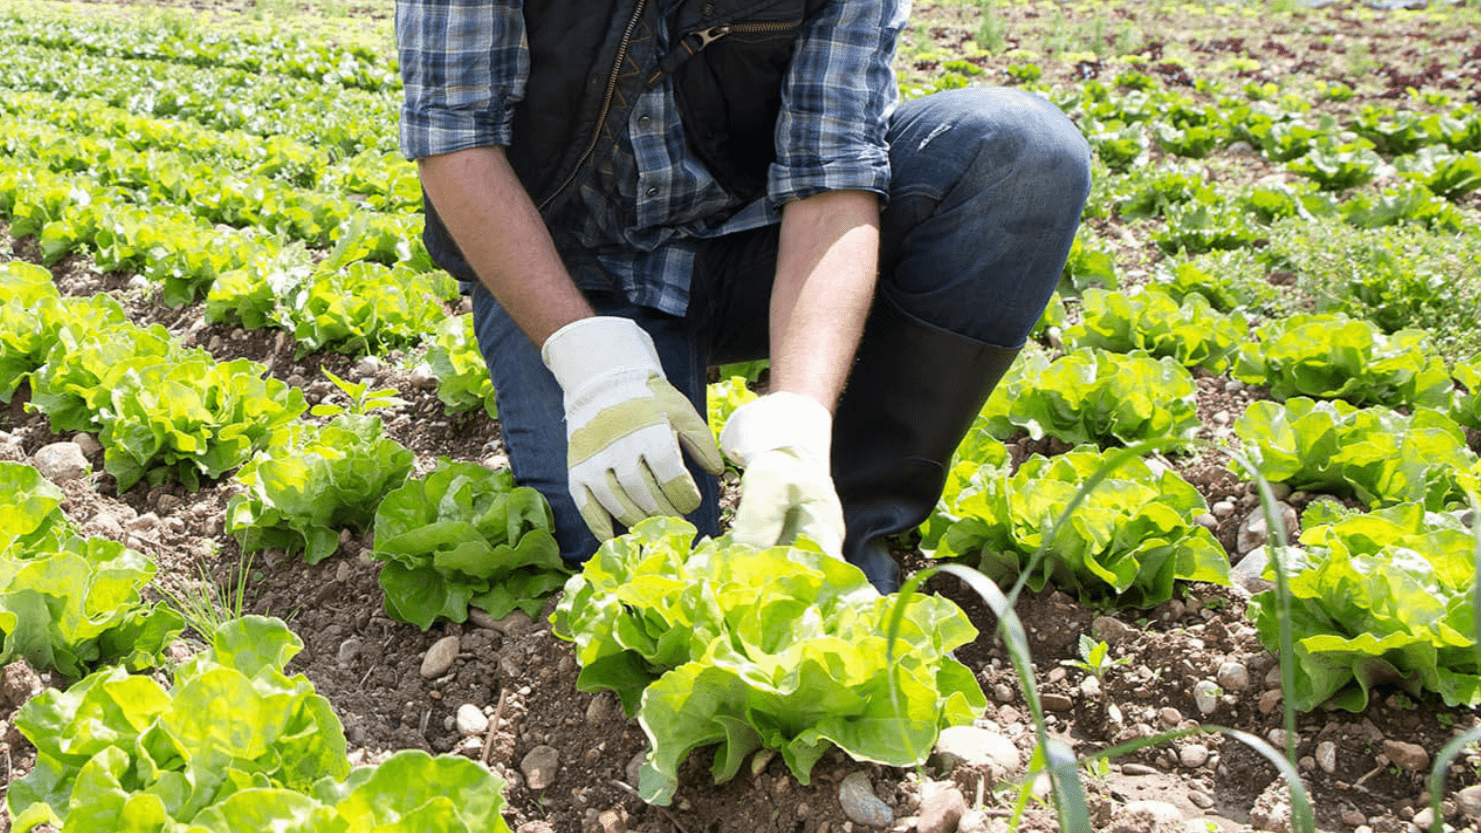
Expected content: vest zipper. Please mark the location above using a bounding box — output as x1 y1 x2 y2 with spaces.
646 18 804 83
536 0 648 212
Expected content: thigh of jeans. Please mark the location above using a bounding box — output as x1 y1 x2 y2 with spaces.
468 283 721 561
879 86 1092 347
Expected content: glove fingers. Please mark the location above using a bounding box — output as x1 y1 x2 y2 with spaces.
653 383 725 475
588 469 651 532
729 468 788 549
573 485 615 541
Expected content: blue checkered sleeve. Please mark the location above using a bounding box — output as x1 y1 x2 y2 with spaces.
395 0 529 160
767 0 910 209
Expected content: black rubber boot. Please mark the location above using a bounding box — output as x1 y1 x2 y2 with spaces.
831 296 1022 594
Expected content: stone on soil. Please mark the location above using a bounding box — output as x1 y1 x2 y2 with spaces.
1229 547 1275 595
72 432 102 458
1237 503 1298 556
1381 739 1430 772
420 635 460 678
1193 680 1220 715
1179 744 1210 768
456 703 489 736
837 772 892 828
1109 800 1183 833
521 745 560 790
1216 661 1249 692
933 725 1022 774
1457 784 1481 819
917 781 968 833
1315 740 1337 774
33 442 89 482
1092 615 1134 646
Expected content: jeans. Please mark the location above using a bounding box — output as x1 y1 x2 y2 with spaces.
470 86 1092 562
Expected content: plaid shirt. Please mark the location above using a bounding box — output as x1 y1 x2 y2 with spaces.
397 0 908 316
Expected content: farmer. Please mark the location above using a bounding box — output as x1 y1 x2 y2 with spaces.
396 0 1091 593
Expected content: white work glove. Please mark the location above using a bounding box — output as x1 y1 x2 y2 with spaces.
718 391 845 557
542 317 724 541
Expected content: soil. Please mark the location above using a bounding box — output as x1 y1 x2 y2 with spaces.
3 1 1481 832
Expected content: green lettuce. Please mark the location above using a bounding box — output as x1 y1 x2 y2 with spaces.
1233 313 1451 409
226 415 414 564
7 617 511 833
417 313 498 419
1233 398 1476 509
553 518 986 805
978 346 1201 448
1248 503 1480 711
926 446 1228 607
1063 287 1248 373
370 459 568 629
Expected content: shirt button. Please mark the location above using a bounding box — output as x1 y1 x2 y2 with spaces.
637 115 652 128
645 186 660 198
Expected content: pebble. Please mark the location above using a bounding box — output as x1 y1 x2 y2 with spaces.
126 512 160 532
1237 502 1298 556
353 355 382 377
33 442 90 482
336 637 362 668
1229 546 1276 595
837 772 892 829
1216 661 1250 692
1412 808 1434 830
456 703 489 736
1080 676 1102 699
1458 784 1481 819
520 745 560 790
1193 680 1220 715
585 694 615 724
1091 616 1134 646
1267 729 1289 749
1195 513 1219 531
1258 690 1283 714
1159 707 1183 727
1121 764 1159 776
1187 789 1214 809
1382 739 1430 773
993 683 1016 703
420 635 461 678
1110 800 1182 832
1042 693 1074 712
1180 744 1211 768
1342 809 1367 827
933 726 1022 775
1315 740 1337 774
1211 499 1237 517
72 433 102 458
1225 378 1246 393
916 781 968 833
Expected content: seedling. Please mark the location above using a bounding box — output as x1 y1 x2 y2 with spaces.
311 366 409 417
1061 634 1133 691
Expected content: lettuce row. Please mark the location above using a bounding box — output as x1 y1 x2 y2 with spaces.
553 518 986 806
225 415 414 565
0 262 129 404
925 446 1229 608
1233 312 1451 409
0 462 183 680
1233 398 1477 510
977 346 1202 448
413 313 498 419
7 616 511 833
370 459 569 630
1248 503 1480 711
1063 287 1248 373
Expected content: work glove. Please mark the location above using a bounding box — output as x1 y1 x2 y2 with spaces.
542 316 724 541
719 391 845 557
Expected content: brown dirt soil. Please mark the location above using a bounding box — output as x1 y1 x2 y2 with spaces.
4 0 1481 831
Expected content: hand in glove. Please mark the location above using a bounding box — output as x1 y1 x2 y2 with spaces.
543 317 724 541
718 391 845 556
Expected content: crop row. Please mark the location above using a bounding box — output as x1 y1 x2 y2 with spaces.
0 13 399 91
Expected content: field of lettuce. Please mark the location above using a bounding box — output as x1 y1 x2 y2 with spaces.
2 0 1481 831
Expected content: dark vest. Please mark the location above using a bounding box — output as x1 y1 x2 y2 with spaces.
422 0 828 283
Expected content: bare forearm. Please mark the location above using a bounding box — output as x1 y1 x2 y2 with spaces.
770 190 881 411
417 146 592 346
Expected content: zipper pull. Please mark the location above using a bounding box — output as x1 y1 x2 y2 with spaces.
694 24 731 48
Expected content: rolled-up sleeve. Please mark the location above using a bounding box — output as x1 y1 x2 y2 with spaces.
767 0 909 208
396 0 529 160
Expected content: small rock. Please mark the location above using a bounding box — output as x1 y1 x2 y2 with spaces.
585 694 615 724
1193 680 1220 715
1 660 43 708
1195 513 1219 531
156 493 182 513
1159 707 1183 727
1110 800 1183 833
1237 503 1298 556
1187 789 1214 809
456 703 489 736
597 808 627 833
1230 546 1275 595
1411 808 1434 830
126 512 160 532
1091 616 1134 646
1180 744 1211 768
917 781 968 833
1457 784 1481 818
1315 741 1337 774
1382 739 1430 773
33 442 90 483
1258 690 1282 714
993 683 1015 703
933 726 1022 775
420 635 460 678
626 751 646 787
353 355 382 377
72 433 103 458
838 772 893 829
494 610 534 634
1342 809 1367 827
1080 675 1102 699
521 745 560 790
1122 764 1159 776
517 822 556 833
1042 693 1074 712
336 637 362 668
1251 780 1293 833
1216 661 1250 692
